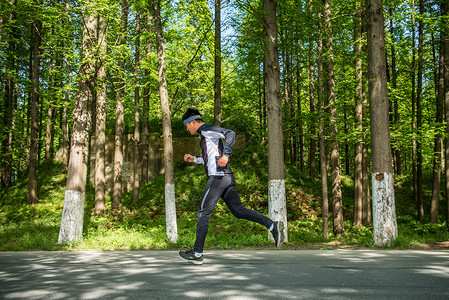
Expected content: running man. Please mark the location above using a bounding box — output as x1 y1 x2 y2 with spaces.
179 107 284 264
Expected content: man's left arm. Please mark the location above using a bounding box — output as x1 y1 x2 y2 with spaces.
222 127 235 156
219 127 235 166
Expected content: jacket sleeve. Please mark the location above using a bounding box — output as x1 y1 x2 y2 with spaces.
221 127 235 157
194 156 204 164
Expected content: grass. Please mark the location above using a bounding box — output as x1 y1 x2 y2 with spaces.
1 147 449 251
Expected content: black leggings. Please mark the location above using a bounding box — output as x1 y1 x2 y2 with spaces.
193 175 273 253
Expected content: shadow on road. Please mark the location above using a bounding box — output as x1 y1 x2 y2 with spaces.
1 250 449 299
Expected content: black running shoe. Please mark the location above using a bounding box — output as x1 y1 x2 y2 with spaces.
271 221 284 248
179 249 203 265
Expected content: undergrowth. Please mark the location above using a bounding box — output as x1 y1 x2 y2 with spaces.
1 148 448 251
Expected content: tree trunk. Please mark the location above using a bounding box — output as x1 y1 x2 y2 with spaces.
307 0 316 177
27 0 41 205
367 0 398 246
317 7 328 239
58 6 96 244
133 13 141 203
263 0 288 242
2 32 13 187
389 7 401 175
362 40 371 227
353 0 363 227
45 60 53 163
323 0 343 236
282 42 293 164
297 59 304 169
62 89 69 174
62 0 70 174
344 107 350 175
411 0 418 222
416 0 424 222
141 13 152 184
153 0 177 243
45 106 52 162
214 0 221 126
429 44 443 224
113 0 129 209
308 45 316 178
94 14 107 214
442 0 449 229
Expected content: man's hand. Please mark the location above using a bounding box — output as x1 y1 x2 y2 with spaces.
217 155 229 167
184 154 195 163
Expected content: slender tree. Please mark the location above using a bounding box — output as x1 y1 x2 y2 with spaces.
416 0 424 221
141 13 153 184
354 0 363 227
61 0 71 174
443 0 449 229
388 6 401 175
317 17 329 238
153 0 177 243
45 60 53 163
27 0 42 204
323 0 343 236
430 37 444 224
411 0 418 222
307 0 316 178
133 12 141 203
263 0 288 242
94 14 107 214
362 45 371 227
214 0 222 126
112 0 129 209
367 0 398 246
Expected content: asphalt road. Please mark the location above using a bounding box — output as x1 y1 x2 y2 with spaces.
1 250 448 299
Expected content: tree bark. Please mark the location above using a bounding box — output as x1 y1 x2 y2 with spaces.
62 90 69 173
296 56 303 169
263 0 288 242
45 59 53 163
59 5 96 244
367 0 398 246
323 0 343 236
430 38 443 224
442 0 449 229
214 0 222 126
307 0 316 177
94 14 107 214
141 13 153 184
317 7 329 239
133 13 141 203
411 0 418 222
113 0 129 209
153 0 177 243
27 0 41 204
389 6 401 175
416 0 424 222
354 0 363 227
61 0 70 174
308 46 316 178
362 53 371 227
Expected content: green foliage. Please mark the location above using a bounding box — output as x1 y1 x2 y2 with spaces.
1 151 449 251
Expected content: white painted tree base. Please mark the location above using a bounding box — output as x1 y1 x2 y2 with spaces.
372 172 397 246
268 179 288 242
58 190 85 244
165 183 178 243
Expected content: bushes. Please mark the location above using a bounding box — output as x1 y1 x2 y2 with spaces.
1 157 449 251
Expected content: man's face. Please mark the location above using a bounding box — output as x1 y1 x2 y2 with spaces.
185 121 197 135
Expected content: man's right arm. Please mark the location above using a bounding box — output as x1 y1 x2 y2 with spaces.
184 154 204 164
